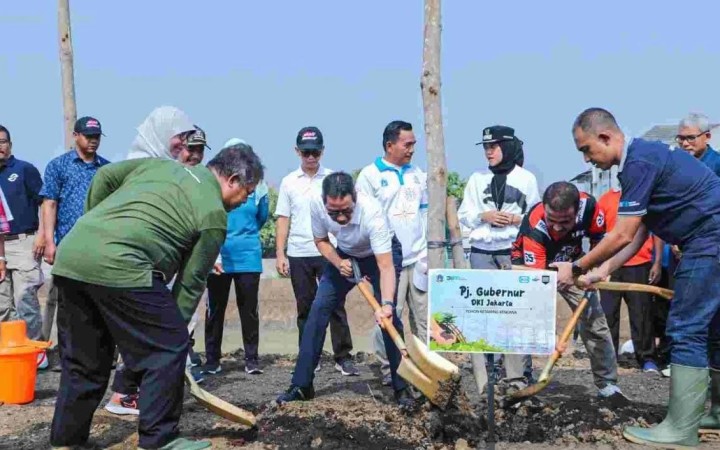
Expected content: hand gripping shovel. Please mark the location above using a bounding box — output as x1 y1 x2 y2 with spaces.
184 369 256 427
505 291 594 403
350 259 460 408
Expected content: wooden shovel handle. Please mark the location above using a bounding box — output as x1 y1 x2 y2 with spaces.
510 265 674 300
546 297 589 368
355 280 408 352
593 281 673 300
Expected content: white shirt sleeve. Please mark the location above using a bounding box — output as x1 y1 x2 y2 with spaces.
354 168 375 197
309 199 329 240
367 207 393 255
275 179 291 217
457 174 486 231
525 172 541 213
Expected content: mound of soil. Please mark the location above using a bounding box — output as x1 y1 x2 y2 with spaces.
3 348 720 449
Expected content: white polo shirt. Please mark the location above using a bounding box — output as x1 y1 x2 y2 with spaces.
310 192 392 258
355 158 427 266
275 166 335 257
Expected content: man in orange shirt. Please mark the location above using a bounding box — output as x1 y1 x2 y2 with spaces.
598 187 662 373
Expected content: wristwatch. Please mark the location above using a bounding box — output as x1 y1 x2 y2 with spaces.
571 261 587 277
381 300 395 309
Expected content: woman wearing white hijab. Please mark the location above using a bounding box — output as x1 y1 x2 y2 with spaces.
126 106 196 161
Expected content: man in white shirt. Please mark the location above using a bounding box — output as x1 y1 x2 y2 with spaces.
458 125 541 397
276 172 415 408
275 127 357 376
355 120 429 386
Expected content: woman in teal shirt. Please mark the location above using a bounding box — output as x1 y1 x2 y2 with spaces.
204 139 269 375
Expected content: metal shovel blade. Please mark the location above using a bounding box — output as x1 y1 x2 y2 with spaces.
184 370 256 427
350 258 460 408
506 293 592 403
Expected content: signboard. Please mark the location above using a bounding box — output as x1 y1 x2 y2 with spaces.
428 269 557 355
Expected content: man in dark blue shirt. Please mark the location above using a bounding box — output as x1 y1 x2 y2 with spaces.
551 108 720 448
0 124 46 348
676 112 720 177
39 116 109 342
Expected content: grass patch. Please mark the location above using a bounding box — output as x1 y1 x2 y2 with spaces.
430 339 506 353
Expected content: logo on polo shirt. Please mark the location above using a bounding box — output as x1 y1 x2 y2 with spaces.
380 179 388 187
7 173 18 182
596 212 605 227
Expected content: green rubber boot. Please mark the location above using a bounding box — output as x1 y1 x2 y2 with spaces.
699 368 720 433
139 437 212 450
623 364 708 449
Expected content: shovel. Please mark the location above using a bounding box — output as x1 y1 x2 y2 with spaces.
506 291 594 403
349 259 460 408
184 369 256 427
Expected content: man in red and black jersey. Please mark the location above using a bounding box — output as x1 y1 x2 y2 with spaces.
511 181 627 402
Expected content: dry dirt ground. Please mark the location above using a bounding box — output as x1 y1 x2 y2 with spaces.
2 345 719 450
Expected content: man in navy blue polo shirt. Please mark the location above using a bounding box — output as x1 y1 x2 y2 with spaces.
0 124 45 346
40 116 110 343
551 108 720 448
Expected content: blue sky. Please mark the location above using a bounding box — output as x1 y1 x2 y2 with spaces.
2 1 720 189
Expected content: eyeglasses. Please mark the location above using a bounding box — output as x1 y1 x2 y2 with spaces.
326 207 353 218
675 131 709 143
301 150 322 158
0 139 9 146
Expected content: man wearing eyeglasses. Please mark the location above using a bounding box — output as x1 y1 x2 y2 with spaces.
676 112 720 177
276 171 415 408
275 127 357 376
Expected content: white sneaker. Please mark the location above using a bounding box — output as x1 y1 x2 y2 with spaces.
104 393 140 415
37 351 49 370
661 367 671 377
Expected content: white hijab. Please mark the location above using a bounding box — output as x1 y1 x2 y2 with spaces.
222 138 268 204
126 106 194 160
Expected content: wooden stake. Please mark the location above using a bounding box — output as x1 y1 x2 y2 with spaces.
421 0 448 271
58 0 77 150
445 196 467 269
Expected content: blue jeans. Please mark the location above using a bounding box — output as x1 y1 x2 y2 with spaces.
292 245 408 392
667 251 720 369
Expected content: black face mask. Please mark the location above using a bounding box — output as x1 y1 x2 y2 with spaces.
488 138 521 210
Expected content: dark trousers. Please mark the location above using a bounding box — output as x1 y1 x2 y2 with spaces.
667 252 720 369
289 255 352 362
600 263 657 365
291 245 407 392
205 272 261 365
653 267 672 366
50 276 188 449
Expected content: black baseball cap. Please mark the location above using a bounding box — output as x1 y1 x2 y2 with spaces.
74 116 104 136
187 125 211 149
476 125 515 145
296 126 324 151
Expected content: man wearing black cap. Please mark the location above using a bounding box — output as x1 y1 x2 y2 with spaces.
40 116 110 361
181 125 211 166
275 126 356 375
458 125 540 397
0 124 46 367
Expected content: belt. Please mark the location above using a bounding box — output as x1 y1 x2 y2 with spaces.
470 247 511 256
5 231 37 242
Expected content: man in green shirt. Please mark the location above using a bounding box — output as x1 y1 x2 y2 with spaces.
49 144 264 450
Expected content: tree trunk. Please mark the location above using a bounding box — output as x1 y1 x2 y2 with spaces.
445 197 467 269
58 0 77 150
421 0 448 271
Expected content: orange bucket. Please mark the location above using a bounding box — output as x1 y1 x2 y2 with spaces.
0 320 51 404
